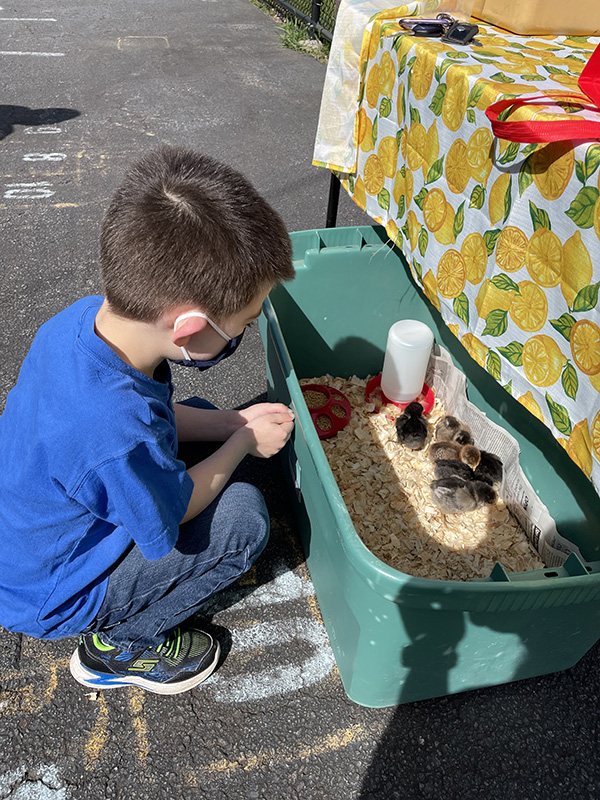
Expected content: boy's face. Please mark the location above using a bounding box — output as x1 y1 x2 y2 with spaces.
176 285 271 361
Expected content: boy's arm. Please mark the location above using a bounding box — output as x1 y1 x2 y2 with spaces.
180 409 294 523
174 401 292 443
174 403 238 442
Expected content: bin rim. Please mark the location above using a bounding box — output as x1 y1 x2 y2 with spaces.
263 261 600 602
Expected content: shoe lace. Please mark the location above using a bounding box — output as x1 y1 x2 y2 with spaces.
155 627 183 660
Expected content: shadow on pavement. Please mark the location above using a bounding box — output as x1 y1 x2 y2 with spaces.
357 637 600 799
357 582 600 799
0 106 80 140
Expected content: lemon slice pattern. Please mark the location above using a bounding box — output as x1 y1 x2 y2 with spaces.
334 16 600 488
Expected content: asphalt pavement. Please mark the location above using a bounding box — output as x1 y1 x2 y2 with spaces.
1 1 599 798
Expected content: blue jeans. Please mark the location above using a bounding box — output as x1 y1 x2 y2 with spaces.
83 398 269 651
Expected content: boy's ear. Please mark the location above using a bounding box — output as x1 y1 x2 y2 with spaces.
171 313 209 347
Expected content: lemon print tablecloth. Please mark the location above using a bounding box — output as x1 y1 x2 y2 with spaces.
313 5 600 492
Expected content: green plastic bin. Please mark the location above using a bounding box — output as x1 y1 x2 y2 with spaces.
259 225 600 708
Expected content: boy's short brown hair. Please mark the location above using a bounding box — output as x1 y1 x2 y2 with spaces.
99 146 294 322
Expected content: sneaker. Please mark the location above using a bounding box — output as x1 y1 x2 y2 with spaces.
69 626 220 695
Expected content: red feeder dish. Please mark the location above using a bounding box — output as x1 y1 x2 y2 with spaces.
365 374 434 415
301 384 352 439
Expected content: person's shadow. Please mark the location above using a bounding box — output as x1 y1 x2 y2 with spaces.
0 106 80 140
358 565 600 799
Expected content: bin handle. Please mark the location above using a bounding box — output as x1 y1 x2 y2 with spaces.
479 552 595 583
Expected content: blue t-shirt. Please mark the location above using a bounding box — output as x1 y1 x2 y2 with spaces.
0 296 194 639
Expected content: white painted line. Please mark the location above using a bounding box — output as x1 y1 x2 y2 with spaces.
24 126 62 134
4 182 56 198
23 153 67 161
0 50 64 56
0 18 57 21
201 562 335 702
208 619 335 703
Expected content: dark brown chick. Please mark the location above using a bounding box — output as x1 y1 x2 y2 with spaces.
395 402 428 450
434 415 462 442
430 477 478 513
471 480 497 505
430 477 496 514
474 450 503 488
435 415 474 447
434 459 475 482
454 428 474 446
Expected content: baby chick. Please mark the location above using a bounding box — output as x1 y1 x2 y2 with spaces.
474 450 503 488
429 441 461 462
434 458 475 482
430 477 497 514
434 415 462 442
453 428 474 446
395 401 428 450
435 415 473 446
430 477 477 513
471 480 497 506
459 444 481 470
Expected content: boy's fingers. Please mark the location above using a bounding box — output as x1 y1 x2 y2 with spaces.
266 402 293 414
250 402 291 415
263 411 295 424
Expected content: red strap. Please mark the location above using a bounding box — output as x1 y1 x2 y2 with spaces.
579 41 600 106
485 93 600 143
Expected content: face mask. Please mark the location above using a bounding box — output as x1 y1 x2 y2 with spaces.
170 310 245 370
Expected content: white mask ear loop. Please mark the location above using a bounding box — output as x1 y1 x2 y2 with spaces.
174 311 231 361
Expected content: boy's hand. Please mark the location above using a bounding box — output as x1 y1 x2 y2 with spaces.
236 410 294 458
236 402 292 426
183 408 294 524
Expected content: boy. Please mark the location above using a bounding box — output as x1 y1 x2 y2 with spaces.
0 146 296 695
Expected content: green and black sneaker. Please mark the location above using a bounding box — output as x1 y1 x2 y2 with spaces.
69 626 220 695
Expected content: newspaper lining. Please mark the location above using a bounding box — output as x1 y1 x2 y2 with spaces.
427 345 582 568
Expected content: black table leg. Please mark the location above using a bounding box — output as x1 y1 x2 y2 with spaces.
325 171 341 228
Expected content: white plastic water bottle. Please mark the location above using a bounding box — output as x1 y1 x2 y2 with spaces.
380 320 434 404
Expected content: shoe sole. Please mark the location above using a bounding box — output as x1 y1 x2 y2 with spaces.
69 641 220 695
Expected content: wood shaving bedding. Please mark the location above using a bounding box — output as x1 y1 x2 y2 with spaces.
300 375 545 582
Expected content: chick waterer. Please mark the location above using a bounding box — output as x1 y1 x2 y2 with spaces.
381 319 434 403
366 320 435 413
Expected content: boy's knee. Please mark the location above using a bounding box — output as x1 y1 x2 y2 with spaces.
222 482 269 559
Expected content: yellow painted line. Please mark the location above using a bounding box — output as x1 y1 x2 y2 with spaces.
50 199 108 208
0 650 69 715
283 529 326 626
114 122 156 136
128 688 149 765
84 693 110 769
28 168 65 177
117 36 169 50
185 723 375 783
287 530 309 580
281 534 341 686
305 592 324 626
297 724 366 759
238 564 258 587
74 150 109 183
